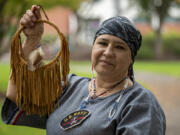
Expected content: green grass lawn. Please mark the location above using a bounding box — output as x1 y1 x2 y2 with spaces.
0 64 10 92
134 61 180 77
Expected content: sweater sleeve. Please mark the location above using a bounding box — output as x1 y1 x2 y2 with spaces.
116 103 166 135
1 74 86 129
1 97 47 129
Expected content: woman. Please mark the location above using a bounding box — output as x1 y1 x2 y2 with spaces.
1 5 166 135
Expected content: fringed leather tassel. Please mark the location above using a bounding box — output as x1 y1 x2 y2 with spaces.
61 35 70 86
10 20 70 116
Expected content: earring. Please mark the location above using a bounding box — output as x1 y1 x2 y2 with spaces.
92 65 95 79
91 65 96 97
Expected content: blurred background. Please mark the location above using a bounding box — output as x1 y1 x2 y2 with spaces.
0 0 180 135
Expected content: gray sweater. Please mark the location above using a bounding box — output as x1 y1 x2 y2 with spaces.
1 74 166 135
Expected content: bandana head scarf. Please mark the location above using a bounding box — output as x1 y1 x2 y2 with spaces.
93 16 142 80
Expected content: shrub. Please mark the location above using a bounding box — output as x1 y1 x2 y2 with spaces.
163 32 180 58
136 32 156 60
136 32 180 60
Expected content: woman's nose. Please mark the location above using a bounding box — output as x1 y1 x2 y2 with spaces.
103 45 114 57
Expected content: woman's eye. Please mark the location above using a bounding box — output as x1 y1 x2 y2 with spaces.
116 45 125 50
98 42 107 46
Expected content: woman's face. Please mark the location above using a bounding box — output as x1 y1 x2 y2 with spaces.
91 34 132 79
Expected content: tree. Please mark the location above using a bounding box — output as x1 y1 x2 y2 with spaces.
0 0 85 58
131 0 179 59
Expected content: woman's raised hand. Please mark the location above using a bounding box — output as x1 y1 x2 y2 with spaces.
20 5 44 39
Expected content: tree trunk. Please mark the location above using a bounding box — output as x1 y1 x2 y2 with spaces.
155 26 163 59
154 14 164 60
0 0 8 45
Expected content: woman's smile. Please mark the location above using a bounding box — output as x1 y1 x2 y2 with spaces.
99 59 114 66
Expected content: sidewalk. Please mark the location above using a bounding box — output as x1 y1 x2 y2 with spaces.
135 71 180 135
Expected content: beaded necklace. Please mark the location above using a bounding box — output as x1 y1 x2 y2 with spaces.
90 76 128 99
80 77 129 121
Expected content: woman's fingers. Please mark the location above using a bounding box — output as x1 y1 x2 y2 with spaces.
20 5 41 27
25 10 35 27
31 5 41 19
20 14 28 26
20 12 34 27
19 5 44 37
26 9 36 22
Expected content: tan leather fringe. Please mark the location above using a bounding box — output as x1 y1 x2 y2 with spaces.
10 20 70 116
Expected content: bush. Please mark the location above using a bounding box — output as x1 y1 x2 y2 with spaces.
136 33 156 60
136 32 180 60
163 32 180 58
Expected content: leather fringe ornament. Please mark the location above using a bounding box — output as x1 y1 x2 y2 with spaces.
10 19 70 116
